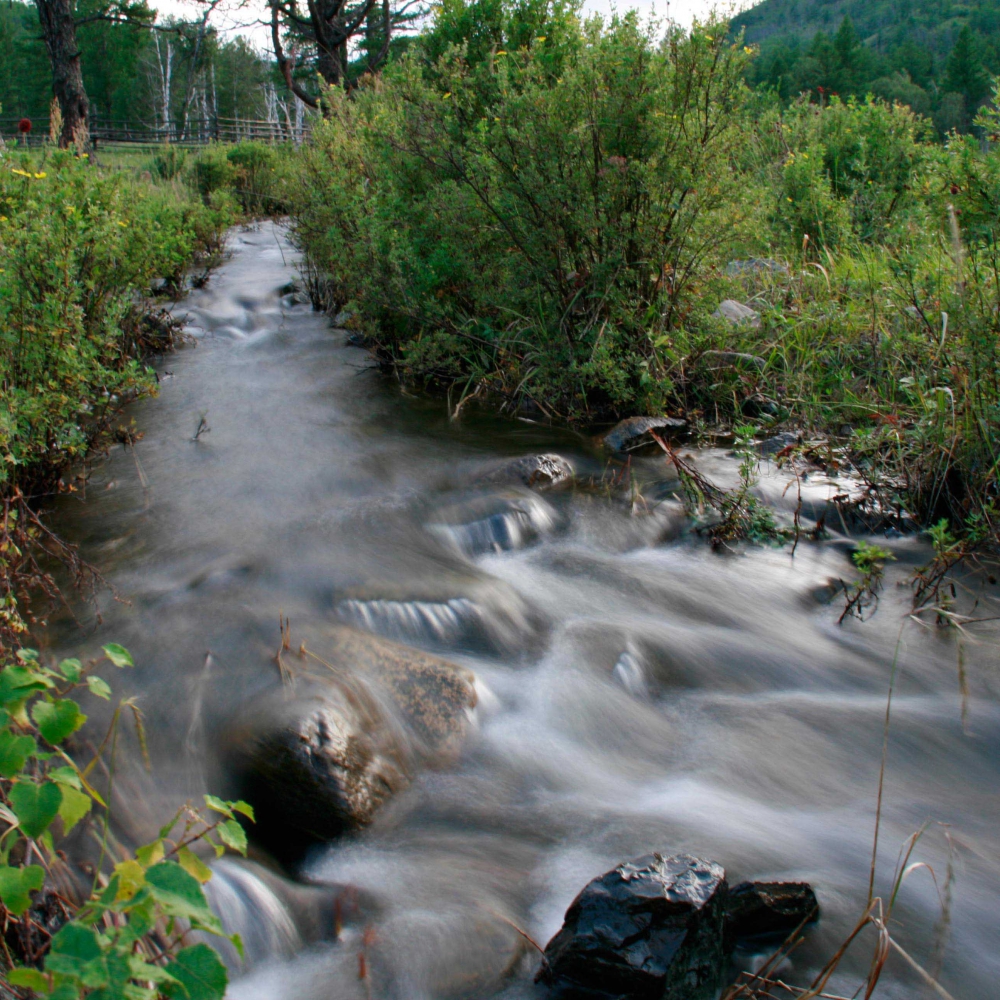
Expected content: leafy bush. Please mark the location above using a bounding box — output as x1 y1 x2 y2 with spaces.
187 145 237 201
0 644 249 999
293 10 754 417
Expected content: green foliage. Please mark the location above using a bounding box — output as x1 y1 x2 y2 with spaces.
151 145 188 182
841 541 896 620
0 644 251 999
293 8 754 418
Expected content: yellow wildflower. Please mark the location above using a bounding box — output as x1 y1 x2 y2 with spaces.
34 172 46 179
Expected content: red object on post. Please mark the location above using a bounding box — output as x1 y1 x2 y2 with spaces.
17 118 32 134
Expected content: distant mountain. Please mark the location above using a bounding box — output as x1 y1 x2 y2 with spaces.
731 0 1000 131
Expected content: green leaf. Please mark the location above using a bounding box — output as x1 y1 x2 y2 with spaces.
10 780 63 838
0 864 44 916
47 922 103 974
59 658 83 683
0 665 53 705
87 676 112 700
7 967 49 991
217 819 247 856
202 794 232 818
164 944 228 1000
33 698 87 745
230 799 255 822
102 644 133 668
177 847 213 884
0 729 36 777
50 765 83 789
58 785 92 835
16 649 39 663
145 862 221 931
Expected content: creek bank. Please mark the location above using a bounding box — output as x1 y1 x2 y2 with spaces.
537 854 818 1000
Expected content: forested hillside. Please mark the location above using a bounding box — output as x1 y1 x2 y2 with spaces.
733 0 1000 131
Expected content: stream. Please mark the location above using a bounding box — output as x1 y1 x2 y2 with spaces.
46 223 1000 999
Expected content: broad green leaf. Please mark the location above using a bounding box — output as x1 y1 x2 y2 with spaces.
202 794 232 818
87 676 112 700
217 819 247 856
0 665 53 705
165 944 228 1000
59 658 83 683
16 649 39 663
145 862 221 931
128 954 178 984
47 922 103 973
0 729 36 777
50 765 83 789
102 644 133 668
58 785 92 835
7 967 49 991
177 847 213 884
33 698 87 745
0 864 44 916
231 800 255 822
10 780 63 838
113 859 146 900
135 839 164 867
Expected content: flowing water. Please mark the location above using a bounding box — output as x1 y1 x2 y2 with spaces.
46 223 1000 999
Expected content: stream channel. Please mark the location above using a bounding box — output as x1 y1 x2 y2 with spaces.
46 223 1000 999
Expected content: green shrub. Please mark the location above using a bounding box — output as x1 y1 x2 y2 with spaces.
150 143 187 181
188 144 237 200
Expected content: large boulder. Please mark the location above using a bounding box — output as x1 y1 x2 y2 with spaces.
222 628 478 861
536 854 728 1000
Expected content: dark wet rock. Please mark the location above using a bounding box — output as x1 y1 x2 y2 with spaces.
712 300 760 327
725 258 788 278
756 432 801 457
427 489 560 557
223 628 477 860
476 454 574 490
603 416 687 452
725 881 819 944
537 854 728 1000
701 350 766 372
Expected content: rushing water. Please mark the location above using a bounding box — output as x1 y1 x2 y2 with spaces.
46 223 1000 999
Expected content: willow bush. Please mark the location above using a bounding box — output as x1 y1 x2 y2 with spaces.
294 10 757 417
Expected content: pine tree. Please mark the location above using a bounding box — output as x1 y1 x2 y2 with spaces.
943 25 990 108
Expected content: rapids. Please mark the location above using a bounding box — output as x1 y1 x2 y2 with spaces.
45 223 1000 1000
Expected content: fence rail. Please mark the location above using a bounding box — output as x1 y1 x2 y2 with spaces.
0 116 310 148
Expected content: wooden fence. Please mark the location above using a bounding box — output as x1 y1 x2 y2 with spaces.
0 116 310 148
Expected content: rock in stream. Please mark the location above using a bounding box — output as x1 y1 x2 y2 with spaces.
537 854 819 1000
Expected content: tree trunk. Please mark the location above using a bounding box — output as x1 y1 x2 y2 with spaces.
33 0 89 148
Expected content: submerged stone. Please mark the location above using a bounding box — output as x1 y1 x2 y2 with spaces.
537 853 728 1000
475 454 574 490
725 881 820 944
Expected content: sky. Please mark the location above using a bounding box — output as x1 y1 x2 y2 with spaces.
151 0 748 49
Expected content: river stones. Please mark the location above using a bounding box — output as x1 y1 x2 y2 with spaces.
222 627 478 860
602 416 687 452
725 880 819 943
427 489 561 557
537 854 728 1000
475 453 574 490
